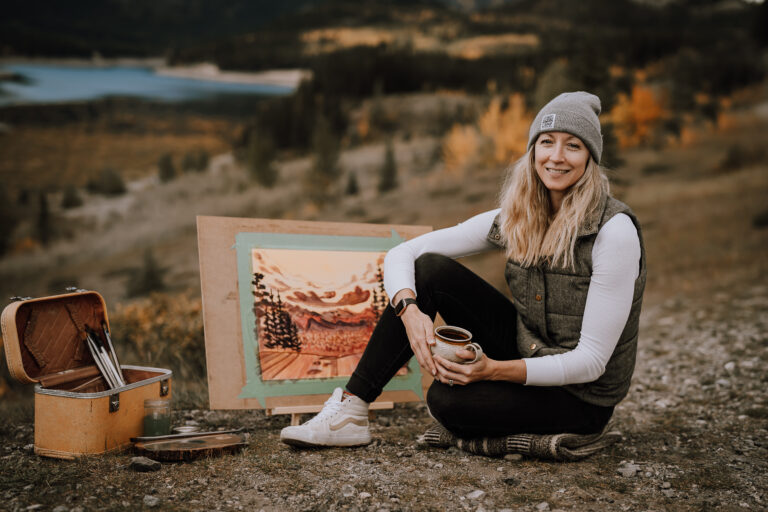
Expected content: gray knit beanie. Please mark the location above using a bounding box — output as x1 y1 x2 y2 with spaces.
527 91 603 163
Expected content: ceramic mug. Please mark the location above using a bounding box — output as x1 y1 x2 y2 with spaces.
431 325 483 364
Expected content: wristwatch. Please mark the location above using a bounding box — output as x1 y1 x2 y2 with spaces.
394 297 417 317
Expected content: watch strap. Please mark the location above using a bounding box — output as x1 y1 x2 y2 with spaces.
394 297 418 316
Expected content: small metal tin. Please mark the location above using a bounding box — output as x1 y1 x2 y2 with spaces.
172 425 201 435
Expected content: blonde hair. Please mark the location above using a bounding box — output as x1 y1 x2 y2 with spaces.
499 149 609 269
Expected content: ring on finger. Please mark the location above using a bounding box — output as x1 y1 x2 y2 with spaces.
448 379 454 387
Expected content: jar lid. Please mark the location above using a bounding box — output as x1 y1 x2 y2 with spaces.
144 399 170 407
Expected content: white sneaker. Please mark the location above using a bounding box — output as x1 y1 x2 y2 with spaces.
280 388 371 447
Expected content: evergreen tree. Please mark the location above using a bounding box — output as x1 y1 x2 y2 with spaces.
0 184 19 255
182 149 209 173
247 130 278 187
251 272 268 304
372 288 381 321
264 291 279 349
61 184 83 209
291 322 301 351
87 167 126 196
36 191 51 246
378 139 398 193
158 153 176 183
345 171 359 196
126 249 166 297
375 265 388 310
304 114 342 206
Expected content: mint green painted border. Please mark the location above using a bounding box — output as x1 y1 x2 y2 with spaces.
233 230 423 406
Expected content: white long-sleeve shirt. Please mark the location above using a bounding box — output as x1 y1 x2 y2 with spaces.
383 209 641 386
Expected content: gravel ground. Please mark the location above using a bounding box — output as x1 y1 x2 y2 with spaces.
1 273 766 512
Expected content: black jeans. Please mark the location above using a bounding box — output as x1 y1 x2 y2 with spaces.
346 253 614 438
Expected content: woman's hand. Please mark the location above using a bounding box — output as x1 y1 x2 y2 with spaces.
434 350 527 385
433 349 496 385
400 305 438 376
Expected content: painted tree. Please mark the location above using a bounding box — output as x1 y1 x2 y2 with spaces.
252 272 274 347
374 264 388 317
273 292 302 352
372 288 381 321
263 291 279 349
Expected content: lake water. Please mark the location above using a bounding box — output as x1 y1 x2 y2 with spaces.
0 64 294 106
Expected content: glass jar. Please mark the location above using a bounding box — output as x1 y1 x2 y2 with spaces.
143 399 171 437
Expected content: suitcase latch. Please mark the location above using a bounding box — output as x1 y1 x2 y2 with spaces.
109 393 120 413
160 380 169 397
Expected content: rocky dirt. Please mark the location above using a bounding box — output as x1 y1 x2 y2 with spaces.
2 270 766 511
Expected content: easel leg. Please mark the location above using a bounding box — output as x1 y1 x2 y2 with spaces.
291 413 302 426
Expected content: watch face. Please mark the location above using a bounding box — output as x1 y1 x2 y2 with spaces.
396 298 415 316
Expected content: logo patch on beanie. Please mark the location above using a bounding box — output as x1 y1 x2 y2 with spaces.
541 114 556 130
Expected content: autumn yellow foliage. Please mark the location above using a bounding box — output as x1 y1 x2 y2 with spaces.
442 123 480 176
478 93 531 165
442 93 532 176
610 85 665 148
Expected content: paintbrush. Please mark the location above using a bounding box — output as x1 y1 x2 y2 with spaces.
85 327 124 388
85 332 117 389
101 322 125 383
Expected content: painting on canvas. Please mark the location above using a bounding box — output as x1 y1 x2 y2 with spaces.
250 248 408 381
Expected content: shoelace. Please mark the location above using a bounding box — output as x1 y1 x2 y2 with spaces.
304 396 344 426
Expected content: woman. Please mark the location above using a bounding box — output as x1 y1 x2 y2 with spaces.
280 91 645 447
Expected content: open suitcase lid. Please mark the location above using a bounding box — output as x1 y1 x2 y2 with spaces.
1 291 110 384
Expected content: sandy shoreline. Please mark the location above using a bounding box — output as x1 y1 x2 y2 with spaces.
0 57 311 88
155 63 311 88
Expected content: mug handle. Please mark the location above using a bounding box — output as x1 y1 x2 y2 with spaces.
466 343 483 363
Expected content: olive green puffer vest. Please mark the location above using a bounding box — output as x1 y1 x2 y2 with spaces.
487 195 647 406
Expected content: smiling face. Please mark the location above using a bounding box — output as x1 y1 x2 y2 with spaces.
533 131 591 211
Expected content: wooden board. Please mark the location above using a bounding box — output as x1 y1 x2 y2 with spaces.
197 216 432 410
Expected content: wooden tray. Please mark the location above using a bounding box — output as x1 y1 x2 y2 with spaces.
133 433 248 461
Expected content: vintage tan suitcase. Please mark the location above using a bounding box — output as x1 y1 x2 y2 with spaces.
1 290 172 459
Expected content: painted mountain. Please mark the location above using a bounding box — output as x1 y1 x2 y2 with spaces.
250 248 399 381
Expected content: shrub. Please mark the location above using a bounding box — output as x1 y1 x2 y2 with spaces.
111 291 206 381
126 249 167 297
345 171 359 196
246 131 278 187
87 167 126 196
61 184 83 209
378 140 398 193
719 145 766 172
752 210 768 229
158 153 176 183
182 149 209 173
